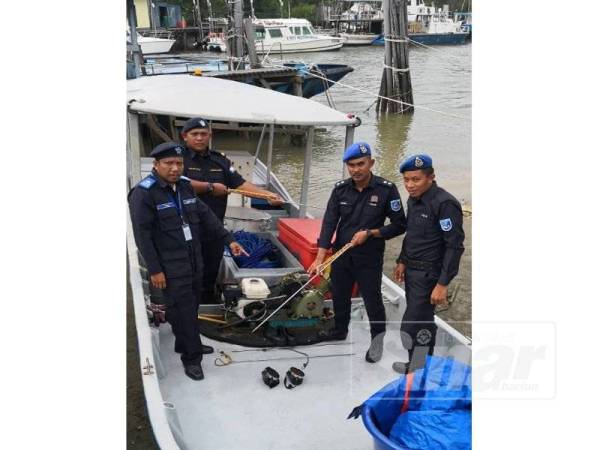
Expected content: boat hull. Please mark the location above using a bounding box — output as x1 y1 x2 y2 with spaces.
372 32 468 46
338 33 377 46
138 39 176 55
255 39 344 54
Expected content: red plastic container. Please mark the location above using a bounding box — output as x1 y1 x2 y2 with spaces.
277 218 331 271
277 218 359 296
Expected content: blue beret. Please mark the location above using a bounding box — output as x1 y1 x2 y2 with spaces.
343 142 371 162
182 117 209 133
399 154 433 173
150 142 185 160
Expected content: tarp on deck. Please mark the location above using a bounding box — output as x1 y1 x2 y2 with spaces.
362 356 471 450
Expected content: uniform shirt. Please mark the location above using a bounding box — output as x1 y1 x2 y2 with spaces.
399 181 465 286
128 170 233 278
182 147 245 221
317 174 407 255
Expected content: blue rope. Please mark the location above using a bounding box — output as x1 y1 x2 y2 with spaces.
227 231 282 268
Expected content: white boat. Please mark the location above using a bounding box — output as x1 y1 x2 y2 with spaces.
336 1 382 45
338 32 378 45
253 18 345 55
136 33 176 55
126 74 471 449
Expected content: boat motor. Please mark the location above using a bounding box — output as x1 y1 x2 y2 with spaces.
233 278 270 320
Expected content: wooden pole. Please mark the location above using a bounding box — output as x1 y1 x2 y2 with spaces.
243 18 261 68
377 0 414 114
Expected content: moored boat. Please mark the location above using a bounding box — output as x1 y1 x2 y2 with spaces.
126 74 472 449
253 18 345 54
136 33 176 54
138 56 353 99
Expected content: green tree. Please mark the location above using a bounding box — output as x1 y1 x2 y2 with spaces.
290 4 316 21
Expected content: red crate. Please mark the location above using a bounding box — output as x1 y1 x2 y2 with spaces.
277 218 359 296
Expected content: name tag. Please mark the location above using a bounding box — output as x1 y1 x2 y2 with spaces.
210 168 223 172
182 224 193 241
183 198 196 205
156 202 176 210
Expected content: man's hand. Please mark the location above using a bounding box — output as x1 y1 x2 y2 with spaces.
211 183 229 197
229 242 249 257
307 256 325 275
350 230 370 247
266 193 284 207
394 263 406 283
150 272 167 290
430 283 448 306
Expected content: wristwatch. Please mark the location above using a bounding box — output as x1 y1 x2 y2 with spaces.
206 182 214 194
365 229 373 239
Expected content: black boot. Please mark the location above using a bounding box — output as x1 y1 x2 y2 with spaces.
176 343 214 355
183 361 204 380
365 333 384 363
317 328 348 341
392 361 408 375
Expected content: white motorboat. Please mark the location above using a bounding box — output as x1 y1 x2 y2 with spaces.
253 18 345 55
338 32 378 45
335 1 382 45
136 33 176 55
126 74 471 449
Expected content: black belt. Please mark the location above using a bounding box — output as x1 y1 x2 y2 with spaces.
400 257 441 271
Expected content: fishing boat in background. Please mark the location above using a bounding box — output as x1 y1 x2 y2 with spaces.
138 55 353 99
253 18 345 54
136 33 176 55
373 0 468 45
127 29 176 55
126 74 472 449
330 0 383 45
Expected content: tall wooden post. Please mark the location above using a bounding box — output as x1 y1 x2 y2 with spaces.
127 0 143 79
377 0 414 114
244 18 260 68
233 0 244 61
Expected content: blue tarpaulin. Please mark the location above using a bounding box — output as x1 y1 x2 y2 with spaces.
362 356 471 450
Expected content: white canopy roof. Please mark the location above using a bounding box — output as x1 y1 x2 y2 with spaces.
127 74 358 127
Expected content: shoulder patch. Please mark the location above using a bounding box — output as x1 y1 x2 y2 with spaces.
138 176 156 190
439 218 453 232
390 199 401 212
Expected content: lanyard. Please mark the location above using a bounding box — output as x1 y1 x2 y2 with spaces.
167 189 186 223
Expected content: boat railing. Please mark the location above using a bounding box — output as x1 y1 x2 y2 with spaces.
259 41 284 62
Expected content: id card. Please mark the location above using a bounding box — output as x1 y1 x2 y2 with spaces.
182 224 193 241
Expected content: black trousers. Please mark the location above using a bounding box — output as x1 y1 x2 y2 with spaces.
400 268 439 371
164 274 204 364
330 252 386 338
200 236 225 303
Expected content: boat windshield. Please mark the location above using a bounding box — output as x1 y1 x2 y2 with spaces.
268 28 283 38
302 26 312 35
254 26 266 39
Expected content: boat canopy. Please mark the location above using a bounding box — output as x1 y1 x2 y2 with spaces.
127 74 358 127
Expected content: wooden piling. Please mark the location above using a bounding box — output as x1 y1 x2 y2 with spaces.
377 0 414 114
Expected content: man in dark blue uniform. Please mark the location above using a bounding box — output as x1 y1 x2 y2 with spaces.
308 142 407 363
128 142 247 380
180 117 284 303
392 154 465 374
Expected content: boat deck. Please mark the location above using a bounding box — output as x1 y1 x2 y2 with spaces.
155 302 422 450
154 291 469 449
